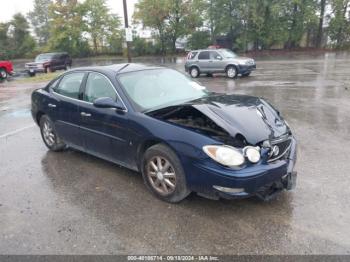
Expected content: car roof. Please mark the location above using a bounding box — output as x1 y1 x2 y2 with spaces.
71 63 164 75
38 52 68 56
190 49 227 52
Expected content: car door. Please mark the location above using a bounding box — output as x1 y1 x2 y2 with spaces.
197 51 211 72
78 72 132 167
209 51 224 72
51 72 86 151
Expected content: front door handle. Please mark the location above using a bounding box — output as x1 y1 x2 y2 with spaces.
48 103 56 108
81 112 91 117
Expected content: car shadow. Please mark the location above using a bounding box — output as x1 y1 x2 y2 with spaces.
40 148 295 253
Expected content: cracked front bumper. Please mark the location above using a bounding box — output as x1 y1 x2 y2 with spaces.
185 137 297 200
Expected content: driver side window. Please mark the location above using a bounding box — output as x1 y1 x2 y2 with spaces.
210 51 222 60
84 72 117 103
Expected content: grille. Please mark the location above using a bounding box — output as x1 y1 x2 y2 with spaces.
268 136 292 162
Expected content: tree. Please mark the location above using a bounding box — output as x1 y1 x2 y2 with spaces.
104 16 123 54
328 0 350 47
134 0 203 54
0 23 10 58
81 0 123 54
8 14 36 58
316 0 327 47
134 0 170 54
188 30 211 49
28 0 52 45
48 0 89 56
283 0 318 48
166 0 203 52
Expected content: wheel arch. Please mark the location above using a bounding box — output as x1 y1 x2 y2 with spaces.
189 65 200 72
225 63 238 72
36 111 45 125
136 138 180 171
0 67 8 76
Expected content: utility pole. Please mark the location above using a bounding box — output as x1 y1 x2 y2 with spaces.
123 0 132 62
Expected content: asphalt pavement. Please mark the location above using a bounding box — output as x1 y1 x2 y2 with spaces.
0 53 350 255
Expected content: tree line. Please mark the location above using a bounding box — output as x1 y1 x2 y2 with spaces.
134 0 350 54
0 0 123 59
0 0 349 59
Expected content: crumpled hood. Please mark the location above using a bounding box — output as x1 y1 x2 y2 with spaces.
189 94 289 145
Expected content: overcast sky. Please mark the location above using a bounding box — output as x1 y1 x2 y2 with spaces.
0 0 138 23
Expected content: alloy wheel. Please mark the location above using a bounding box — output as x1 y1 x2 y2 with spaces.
190 68 199 78
227 67 237 78
42 120 55 146
147 156 176 195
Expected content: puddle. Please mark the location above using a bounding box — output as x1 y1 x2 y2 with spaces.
2 108 31 118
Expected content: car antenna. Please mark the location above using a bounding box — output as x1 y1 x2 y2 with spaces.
117 63 130 73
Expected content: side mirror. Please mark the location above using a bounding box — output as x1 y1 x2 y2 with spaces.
93 97 126 111
216 56 223 60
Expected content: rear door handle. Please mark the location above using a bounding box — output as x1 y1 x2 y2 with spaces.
81 112 91 117
48 103 56 108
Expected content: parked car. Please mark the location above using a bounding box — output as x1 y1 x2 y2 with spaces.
0 60 14 80
31 64 297 203
185 49 256 78
25 52 72 77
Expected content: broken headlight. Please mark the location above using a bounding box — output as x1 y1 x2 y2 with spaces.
203 145 245 167
243 146 261 163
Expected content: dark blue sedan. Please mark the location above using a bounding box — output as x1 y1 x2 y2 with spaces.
31 64 297 203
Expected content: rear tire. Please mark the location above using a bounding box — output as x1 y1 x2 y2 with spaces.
189 67 200 78
226 65 238 79
28 72 36 77
142 144 191 203
39 115 66 152
0 68 8 80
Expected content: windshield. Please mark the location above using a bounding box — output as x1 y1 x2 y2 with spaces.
220 49 237 58
35 54 54 62
118 69 208 112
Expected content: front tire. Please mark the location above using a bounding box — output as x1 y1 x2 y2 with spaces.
39 115 66 151
0 68 8 80
226 65 237 79
142 144 191 203
189 67 200 78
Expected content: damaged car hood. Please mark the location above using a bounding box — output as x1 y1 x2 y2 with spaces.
148 94 290 146
189 94 289 145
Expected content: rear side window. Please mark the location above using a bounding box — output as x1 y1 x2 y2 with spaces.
187 52 198 60
198 51 210 60
84 72 117 103
54 73 85 99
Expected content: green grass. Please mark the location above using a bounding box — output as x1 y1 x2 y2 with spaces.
16 72 62 83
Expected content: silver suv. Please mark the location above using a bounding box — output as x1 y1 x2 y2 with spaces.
184 49 256 79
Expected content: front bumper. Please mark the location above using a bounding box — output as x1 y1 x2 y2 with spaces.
25 68 45 74
238 64 256 74
185 137 297 200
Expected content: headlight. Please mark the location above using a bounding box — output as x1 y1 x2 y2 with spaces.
203 145 245 167
245 59 255 65
244 146 261 163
